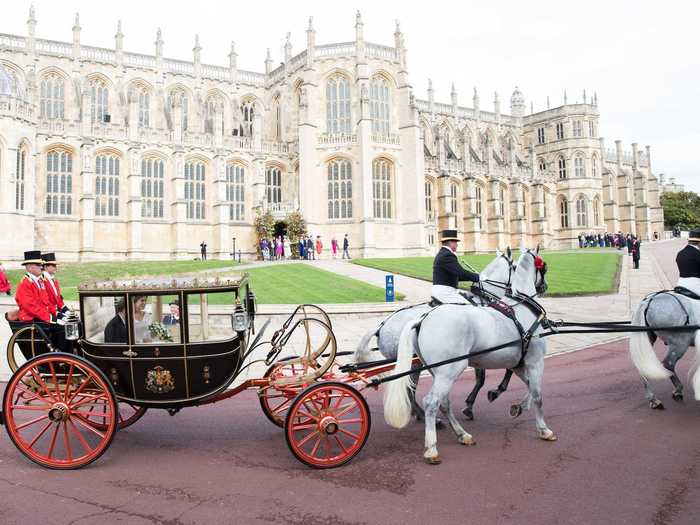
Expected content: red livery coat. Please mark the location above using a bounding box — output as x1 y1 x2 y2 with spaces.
15 275 53 323
44 275 65 314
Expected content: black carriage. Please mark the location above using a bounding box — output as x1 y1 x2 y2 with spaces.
0 274 377 470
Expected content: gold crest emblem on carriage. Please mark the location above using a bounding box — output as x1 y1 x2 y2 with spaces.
145 366 175 394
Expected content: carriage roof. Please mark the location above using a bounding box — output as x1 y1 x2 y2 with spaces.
77 274 249 294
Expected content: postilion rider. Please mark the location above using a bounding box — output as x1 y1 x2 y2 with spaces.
42 252 69 319
676 229 700 296
431 229 480 304
13 250 69 351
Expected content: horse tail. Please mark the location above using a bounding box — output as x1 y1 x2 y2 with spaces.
353 325 379 364
692 330 700 401
629 301 672 381
383 319 420 429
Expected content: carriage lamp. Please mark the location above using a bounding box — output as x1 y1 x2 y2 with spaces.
231 303 248 332
64 314 80 341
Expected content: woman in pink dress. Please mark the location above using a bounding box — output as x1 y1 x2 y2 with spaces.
331 237 338 258
275 236 284 260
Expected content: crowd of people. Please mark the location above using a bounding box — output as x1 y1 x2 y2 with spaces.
578 232 642 269
259 234 351 261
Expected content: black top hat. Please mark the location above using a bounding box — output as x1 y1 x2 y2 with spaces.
22 250 44 265
41 252 58 265
689 230 700 241
168 299 180 306
440 230 460 242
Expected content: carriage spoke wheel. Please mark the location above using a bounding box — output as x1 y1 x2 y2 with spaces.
285 382 370 469
260 359 344 427
2 353 117 469
7 325 51 374
86 401 147 431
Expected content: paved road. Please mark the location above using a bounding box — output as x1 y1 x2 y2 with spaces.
1 338 699 525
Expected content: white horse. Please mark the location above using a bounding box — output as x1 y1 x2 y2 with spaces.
628 291 700 408
384 245 554 464
353 250 517 420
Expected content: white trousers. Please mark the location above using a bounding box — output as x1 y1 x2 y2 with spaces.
431 285 470 304
677 277 700 296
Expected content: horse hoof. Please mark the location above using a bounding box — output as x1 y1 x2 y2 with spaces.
509 404 522 418
424 455 442 465
487 390 499 403
459 434 476 446
650 400 665 410
538 429 558 441
672 392 684 402
462 407 474 420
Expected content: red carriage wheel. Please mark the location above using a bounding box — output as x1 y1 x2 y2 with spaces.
284 382 370 469
259 362 306 427
87 401 147 431
2 353 118 469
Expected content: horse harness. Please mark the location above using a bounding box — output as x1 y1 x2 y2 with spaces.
488 294 547 368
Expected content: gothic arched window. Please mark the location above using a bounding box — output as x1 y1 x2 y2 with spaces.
574 154 585 177
450 183 458 214
40 73 65 120
327 159 353 219
575 196 588 227
370 76 390 135
15 146 26 211
90 78 109 123
559 197 569 228
226 163 245 221
141 158 165 218
558 156 567 179
591 155 599 178
130 84 150 128
95 153 120 217
326 75 351 134
372 159 393 219
45 150 73 215
265 166 282 204
185 160 206 220
167 89 188 131
425 181 434 221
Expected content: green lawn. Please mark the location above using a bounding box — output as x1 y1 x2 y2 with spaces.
6 261 396 304
353 251 621 296
245 264 403 304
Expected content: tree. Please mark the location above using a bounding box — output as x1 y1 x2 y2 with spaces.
253 209 275 259
285 210 307 259
661 191 700 229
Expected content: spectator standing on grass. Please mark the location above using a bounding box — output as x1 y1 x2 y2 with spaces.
200 241 207 261
307 236 315 260
284 236 291 259
0 262 11 295
298 237 305 259
342 234 351 259
331 237 338 258
315 236 323 259
578 234 584 248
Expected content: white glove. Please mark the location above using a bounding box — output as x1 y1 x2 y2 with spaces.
56 316 67 326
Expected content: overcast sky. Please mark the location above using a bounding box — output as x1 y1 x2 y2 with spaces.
3 0 699 191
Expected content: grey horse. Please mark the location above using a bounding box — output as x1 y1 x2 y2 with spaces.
629 291 700 408
384 246 555 464
353 250 516 421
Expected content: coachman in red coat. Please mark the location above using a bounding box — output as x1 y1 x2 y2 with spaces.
42 252 68 316
14 250 55 323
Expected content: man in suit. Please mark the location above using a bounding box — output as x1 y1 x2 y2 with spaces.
631 236 641 269
342 234 351 259
431 230 480 304
104 298 128 344
162 300 180 325
200 241 207 261
676 230 700 295
42 252 69 318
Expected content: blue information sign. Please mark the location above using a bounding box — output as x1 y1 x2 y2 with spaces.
385 275 395 302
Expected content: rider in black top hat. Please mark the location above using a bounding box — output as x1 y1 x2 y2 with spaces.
431 229 480 304
676 229 700 295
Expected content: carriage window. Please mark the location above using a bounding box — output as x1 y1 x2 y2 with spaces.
131 294 181 344
82 295 128 345
186 291 237 342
